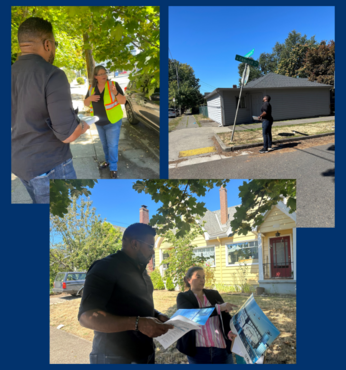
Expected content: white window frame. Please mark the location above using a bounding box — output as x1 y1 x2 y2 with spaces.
193 245 216 267
225 239 259 267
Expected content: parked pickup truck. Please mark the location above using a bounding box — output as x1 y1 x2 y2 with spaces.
52 272 86 297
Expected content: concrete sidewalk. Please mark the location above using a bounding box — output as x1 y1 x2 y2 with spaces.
50 326 91 364
169 115 335 162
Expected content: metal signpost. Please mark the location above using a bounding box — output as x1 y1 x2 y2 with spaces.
231 51 257 141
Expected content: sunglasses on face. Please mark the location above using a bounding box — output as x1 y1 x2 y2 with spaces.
96 72 108 77
136 239 155 250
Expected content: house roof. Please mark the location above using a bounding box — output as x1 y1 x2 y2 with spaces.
245 73 331 88
113 225 126 233
205 73 331 99
198 205 239 236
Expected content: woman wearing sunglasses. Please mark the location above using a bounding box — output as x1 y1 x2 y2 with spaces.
84 65 126 178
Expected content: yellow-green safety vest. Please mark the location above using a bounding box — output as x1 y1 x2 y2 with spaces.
88 80 123 124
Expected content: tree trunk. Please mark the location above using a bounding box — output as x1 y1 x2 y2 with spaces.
83 33 95 86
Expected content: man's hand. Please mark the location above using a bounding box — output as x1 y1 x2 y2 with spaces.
138 317 174 338
220 302 238 313
258 116 262 120
90 94 100 102
157 314 170 323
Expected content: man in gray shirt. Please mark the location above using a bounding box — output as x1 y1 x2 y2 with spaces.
12 17 89 203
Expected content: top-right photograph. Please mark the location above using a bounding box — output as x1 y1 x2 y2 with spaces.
169 6 335 228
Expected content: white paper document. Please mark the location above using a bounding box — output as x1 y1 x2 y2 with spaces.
78 115 100 125
155 315 201 349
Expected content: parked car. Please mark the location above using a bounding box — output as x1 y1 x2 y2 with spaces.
52 272 86 297
125 77 160 134
169 108 177 118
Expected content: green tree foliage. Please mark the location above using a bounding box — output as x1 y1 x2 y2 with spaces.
150 269 165 290
50 197 123 277
165 276 175 291
230 180 296 236
277 44 311 78
161 228 207 291
50 180 97 217
257 30 319 76
299 40 335 86
169 59 204 110
238 60 262 86
132 180 230 238
11 6 160 94
64 68 77 83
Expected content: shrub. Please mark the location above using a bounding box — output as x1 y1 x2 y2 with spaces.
165 277 175 291
204 263 216 289
150 269 165 290
77 77 85 85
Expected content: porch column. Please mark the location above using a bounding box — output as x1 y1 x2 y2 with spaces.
258 233 264 281
293 228 297 280
159 249 164 277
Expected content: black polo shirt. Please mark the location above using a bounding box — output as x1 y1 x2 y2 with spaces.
11 54 79 181
78 250 161 360
261 101 273 122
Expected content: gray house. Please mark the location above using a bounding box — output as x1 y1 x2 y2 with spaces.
205 73 332 126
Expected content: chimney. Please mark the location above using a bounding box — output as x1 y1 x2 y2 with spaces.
233 85 237 88
219 186 228 225
139 205 149 224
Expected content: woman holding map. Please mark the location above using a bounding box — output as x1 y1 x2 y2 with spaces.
176 266 238 364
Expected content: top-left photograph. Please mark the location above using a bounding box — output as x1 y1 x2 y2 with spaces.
11 6 160 204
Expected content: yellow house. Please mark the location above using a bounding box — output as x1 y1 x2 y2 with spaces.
152 187 296 295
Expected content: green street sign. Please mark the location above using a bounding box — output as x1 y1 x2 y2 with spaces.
244 49 254 58
235 54 259 67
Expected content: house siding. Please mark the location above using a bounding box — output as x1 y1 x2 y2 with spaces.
207 93 222 124
222 90 252 125
262 87 331 121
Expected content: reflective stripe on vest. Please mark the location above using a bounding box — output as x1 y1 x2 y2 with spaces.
88 81 123 123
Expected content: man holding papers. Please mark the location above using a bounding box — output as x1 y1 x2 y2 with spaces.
78 223 174 364
176 266 238 364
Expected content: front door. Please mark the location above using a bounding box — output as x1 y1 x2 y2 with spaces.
270 236 292 278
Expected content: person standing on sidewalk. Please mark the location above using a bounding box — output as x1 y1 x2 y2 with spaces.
78 223 174 364
84 66 126 179
258 95 274 154
12 17 90 204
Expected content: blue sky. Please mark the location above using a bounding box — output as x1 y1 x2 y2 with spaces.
169 6 335 93
51 180 248 236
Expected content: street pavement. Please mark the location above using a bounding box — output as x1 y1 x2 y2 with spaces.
169 116 334 162
11 81 159 204
50 326 91 364
170 143 335 228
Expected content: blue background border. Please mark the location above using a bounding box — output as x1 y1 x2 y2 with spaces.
6 1 343 369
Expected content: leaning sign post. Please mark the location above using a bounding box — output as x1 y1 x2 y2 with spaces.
231 52 259 142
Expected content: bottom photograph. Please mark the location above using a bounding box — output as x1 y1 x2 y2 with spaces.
50 179 296 364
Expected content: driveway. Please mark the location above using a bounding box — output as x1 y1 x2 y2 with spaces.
170 142 335 228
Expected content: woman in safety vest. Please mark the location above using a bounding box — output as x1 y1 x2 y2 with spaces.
84 66 126 179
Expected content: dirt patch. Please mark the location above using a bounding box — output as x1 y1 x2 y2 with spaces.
218 121 334 147
213 134 334 158
50 290 296 364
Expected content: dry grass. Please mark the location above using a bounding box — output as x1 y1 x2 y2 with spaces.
218 120 334 147
50 290 296 364
169 116 183 132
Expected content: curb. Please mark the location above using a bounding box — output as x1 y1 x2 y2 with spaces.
214 132 335 152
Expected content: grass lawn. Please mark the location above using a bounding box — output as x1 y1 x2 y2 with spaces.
218 120 334 147
50 290 296 364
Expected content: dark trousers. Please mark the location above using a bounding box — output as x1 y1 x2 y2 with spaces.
89 352 155 364
187 347 234 364
262 119 273 150
18 158 76 204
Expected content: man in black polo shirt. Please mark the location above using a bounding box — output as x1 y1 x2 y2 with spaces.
78 223 174 364
12 17 90 203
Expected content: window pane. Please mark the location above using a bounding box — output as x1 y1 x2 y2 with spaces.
227 241 258 264
193 247 215 266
